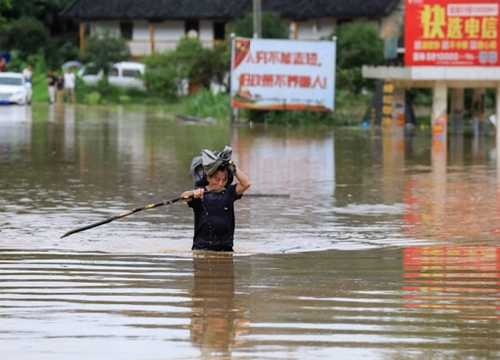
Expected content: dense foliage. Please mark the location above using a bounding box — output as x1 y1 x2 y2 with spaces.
232 12 289 39
0 0 73 19
80 30 131 77
328 22 385 94
0 16 52 60
0 0 77 68
143 37 231 101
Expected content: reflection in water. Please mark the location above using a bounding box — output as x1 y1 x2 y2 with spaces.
0 106 32 155
190 253 247 357
231 126 335 197
404 246 500 318
1 248 500 359
403 168 500 242
2 105 500 358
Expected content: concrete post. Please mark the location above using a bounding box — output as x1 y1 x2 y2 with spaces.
381 79 394 127
472 87 486 136
392 87 405 127
432 81 447 176
449 134 464 167
432 81 447 139
253 0 262 39
496 83 500 180
450 88 464 134
450 88 464 167
382 126 404 203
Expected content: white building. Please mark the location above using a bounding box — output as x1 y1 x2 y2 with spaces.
60 0 402 57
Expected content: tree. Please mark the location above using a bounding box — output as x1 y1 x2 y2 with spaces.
80 30 131 79
0 0 11 24
0 16 51 60
333 22 384 69
171 37 213 86
211 40 231 93
327 22 384 93
143 38 212 99
1 0 73 20
233 12 289 39
143 52 179 99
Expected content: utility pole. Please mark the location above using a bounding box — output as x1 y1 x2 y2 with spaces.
229 33 235 124
253 0 262 38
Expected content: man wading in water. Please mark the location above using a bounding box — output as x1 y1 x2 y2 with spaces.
182 147 250 252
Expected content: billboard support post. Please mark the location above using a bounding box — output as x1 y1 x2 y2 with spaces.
229 33 235 124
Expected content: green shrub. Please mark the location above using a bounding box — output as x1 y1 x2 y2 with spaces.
183 88 230 121
59 42 80 63
143 97 167 106
143 38 219 99
119 95 131 104
85 91 101 105
142 52 179 99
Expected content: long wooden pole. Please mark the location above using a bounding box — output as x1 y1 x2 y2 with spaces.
60 188 224 238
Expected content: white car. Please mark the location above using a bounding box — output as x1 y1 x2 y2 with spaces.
0 72 32 105
78 62 146 90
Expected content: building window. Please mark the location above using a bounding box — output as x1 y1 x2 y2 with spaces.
214 22 226 40
84 22 91 35
312 21 321 34
120 22 133 40
185 20 199 36
337 19 353 26
123 69 141 77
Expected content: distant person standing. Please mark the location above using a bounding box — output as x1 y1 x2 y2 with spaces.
64 67 76 103
22 65 32 83
55 73 65 104
0 57 7 72
47 70 56 104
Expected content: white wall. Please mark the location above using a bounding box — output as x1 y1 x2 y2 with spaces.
133 20 150 40
92 21 120 36
298 18 336 40
154 21 185 40
199 20 213 40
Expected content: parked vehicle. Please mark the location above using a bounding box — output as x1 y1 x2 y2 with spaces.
78 62 146 90
0 72 32 105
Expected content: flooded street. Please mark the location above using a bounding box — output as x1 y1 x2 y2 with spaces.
1 104 500 359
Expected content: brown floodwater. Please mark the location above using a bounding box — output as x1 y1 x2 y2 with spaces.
1 104 500 359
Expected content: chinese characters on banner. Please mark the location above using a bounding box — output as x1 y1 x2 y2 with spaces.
230 38 336 111
405 0 500 66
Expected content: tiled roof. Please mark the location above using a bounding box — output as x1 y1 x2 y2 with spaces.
60 0 400 20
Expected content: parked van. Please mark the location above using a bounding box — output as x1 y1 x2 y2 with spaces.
78 62 146 90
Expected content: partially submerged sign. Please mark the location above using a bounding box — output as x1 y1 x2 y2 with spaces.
405 0 500 66
230 38 336 111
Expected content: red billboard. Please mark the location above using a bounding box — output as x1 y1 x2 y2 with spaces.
405 0 500 66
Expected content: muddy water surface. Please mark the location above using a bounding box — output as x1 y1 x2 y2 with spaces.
1 104 499 359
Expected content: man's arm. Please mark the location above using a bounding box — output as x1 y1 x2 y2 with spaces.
231 165 250 195
181 188 204 202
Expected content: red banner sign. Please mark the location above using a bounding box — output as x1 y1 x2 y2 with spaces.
405 0 500 66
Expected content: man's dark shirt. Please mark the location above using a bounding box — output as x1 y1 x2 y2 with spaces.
47 75 56 86
188 184 242 251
